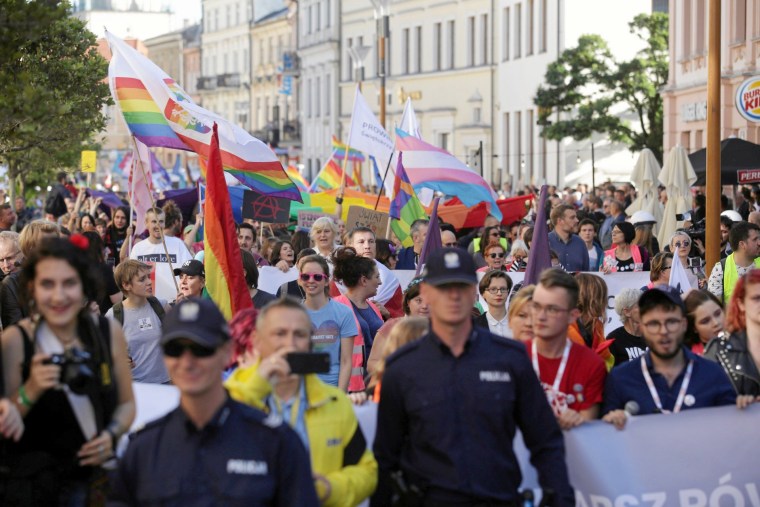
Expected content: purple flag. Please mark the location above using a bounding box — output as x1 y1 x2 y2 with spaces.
523 185 552 286
416 197 443 275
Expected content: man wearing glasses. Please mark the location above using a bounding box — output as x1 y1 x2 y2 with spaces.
109 298 319 506
707 221 760 303
602 286 736 430
373 249 574 506
526 269 607 430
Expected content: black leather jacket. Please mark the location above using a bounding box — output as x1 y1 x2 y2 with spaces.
704 331 760 396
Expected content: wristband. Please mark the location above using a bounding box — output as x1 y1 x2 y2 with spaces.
335 196 344 204
105 426 119 452
17 385 34 408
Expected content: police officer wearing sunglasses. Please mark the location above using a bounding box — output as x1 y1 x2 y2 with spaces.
109 298 319 506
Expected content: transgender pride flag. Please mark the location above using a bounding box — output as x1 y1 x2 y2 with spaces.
395 129 502 221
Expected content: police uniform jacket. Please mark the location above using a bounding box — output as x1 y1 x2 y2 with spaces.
704 331 760 396
371 326 575 506
107 395 319 507
225 364 378 507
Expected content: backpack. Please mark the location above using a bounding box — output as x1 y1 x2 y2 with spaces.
111 296 165 326
43 187 67 218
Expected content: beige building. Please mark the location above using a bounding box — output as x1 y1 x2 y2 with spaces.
249 4 299 155
339 0 494 186
662 0 760 152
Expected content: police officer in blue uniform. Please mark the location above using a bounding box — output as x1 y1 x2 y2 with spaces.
371 248 574 506
108 298 319 507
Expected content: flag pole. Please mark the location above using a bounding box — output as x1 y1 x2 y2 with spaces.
130 135 180 295
415 196 440 276
339 84 360 197
374 152 394 210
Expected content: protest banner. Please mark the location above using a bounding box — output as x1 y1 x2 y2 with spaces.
81 150 97 173
297 209 327 229
242 189 290 224
257 266 298 296
346 205 389 239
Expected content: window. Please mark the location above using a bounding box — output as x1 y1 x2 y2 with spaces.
527 109 534 176
503 112 510 175
255 98 261 128
440 132 449 151
681 131 690 152
540 134 547 182
467 16 476 66
503 8 510 61
515 111 522 181
232 51 237 72
695 130 703 150
447 20 455 69
695 0 705 54
403 28 410 74
243 49 248 72
539 0 547 53
415 26 422 73
527 0 534 56
277 36 283 61
214 8 218 31
316 0 321 31
268 37 274 63
345 37 353 81
732 0 746 42
306 78 312 118
315 77 321 117
326 0 331 28
481 14 488 64
514 3 522 58
682 0 692 58
325 73 331 114
307 5 312 34
474 107 482 123
264 97 270 122
434 22 442 70
223 54 228 74
235 3 240 25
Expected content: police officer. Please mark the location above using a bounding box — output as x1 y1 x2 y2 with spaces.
108 298 319 507
371 248 574 506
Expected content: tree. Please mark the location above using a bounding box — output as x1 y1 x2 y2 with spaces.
535 13 668 162
0 0 111 196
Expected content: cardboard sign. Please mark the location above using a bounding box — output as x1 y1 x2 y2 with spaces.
297 209 327 229
242 190 290 223
345 205 389 239
81 150 97 173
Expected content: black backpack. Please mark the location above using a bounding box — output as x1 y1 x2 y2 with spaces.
43 188 67 218
111 296 165 326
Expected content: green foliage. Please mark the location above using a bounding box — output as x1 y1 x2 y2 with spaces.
0 0 111 189
535 13 669 162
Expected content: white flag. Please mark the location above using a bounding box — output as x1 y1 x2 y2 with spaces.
668 247 693 295
347 85 394 165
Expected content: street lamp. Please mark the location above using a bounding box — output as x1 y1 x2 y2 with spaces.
347 45 371 87
371 0 390 128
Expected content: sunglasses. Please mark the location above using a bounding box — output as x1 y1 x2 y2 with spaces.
162 340 217 358
489 253 505 259
674 240 691 248
300 272 327 282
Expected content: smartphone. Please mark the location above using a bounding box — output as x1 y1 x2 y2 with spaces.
286 352 331 375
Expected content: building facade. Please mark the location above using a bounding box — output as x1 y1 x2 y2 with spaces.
662 0 760 153
72 0 197 40
495 0 654 190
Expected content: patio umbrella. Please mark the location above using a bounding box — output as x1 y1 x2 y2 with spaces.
657 146 697 248
626 148 664 234
689 137 760 185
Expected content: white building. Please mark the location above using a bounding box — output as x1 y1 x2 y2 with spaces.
297 0 341 181
72 0 198 40
496 0 655 190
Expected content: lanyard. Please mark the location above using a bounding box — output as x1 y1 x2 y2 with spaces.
532 339 571 393
267 379 307 429
640 355 693 414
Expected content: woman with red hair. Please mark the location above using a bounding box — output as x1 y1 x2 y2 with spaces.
704 270 760 406
224 307 259 379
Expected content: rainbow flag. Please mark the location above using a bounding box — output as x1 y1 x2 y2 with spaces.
107 31 301 202
332 135 365 162
395 128 502 221
389 153 428 248
309 158 357 192
204 123 252 319
291 188 390 222
285 165 309 192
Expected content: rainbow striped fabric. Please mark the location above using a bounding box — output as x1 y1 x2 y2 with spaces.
285 165 309 192
389 152 428 247
290 188 390 222
204 123 253 319
107 32 301 202
331 135 366 162
395 128 502 221
308 158 357 192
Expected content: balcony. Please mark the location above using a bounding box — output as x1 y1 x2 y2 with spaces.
217 73 241 88
197 76 217 91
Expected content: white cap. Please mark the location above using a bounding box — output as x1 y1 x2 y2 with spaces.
720 210 742 222
630 210 656 225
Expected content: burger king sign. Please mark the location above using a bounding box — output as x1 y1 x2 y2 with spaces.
736 76 760 122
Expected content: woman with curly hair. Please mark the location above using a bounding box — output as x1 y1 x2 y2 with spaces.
568 273 612 368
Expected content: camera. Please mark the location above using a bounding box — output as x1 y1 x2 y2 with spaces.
43 348 96 395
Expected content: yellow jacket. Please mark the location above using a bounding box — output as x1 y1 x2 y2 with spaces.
225 362 378 507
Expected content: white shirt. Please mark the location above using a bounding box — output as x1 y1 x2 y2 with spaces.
130 236 193 300
485 311 510 338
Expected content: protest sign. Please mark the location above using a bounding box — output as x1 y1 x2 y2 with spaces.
297 209 327 229
242 189 290 223
346 205 389 239
81 150 97 173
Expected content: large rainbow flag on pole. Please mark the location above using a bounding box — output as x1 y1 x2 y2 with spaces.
395 128 502 221
204 123 252 319
308 155 357 192
389 153 428 247
106 31 301 202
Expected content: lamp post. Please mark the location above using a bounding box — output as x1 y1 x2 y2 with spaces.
371 0 390 128
347 45 371 88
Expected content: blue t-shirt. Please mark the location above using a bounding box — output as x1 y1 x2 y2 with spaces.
351 302 384 352
306 300 358 386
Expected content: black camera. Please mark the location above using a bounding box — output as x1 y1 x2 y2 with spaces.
43 348 95 395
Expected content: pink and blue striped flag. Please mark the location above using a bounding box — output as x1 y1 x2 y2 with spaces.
389 152 427 247
395 128 502 221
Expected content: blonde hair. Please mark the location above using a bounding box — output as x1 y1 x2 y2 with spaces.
374 317 428 382
310 217 338 239
19 220 60 257
508 284 535 322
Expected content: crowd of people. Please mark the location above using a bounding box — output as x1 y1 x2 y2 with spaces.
0 174 757 506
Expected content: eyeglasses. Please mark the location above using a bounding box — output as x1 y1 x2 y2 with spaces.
674 240 691 248
300 273 327 282
489 232 500 238
489 253 505 259
612 229 623 235
443 242 458 247
642 318 683 334
162 341 217 358
530 302 571 316
487 287 509 294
